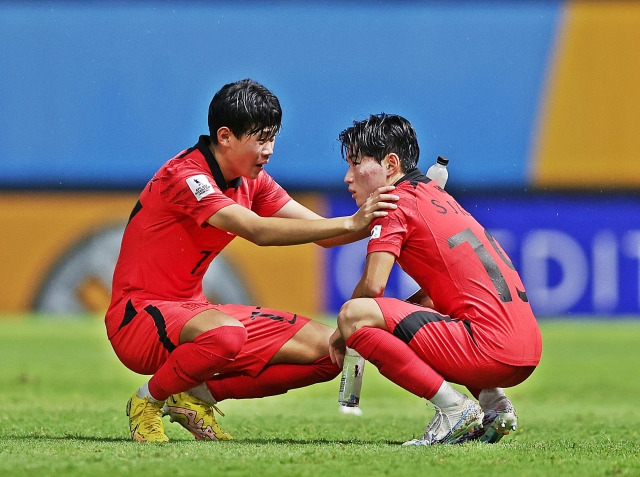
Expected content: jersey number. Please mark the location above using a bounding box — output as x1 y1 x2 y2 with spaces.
191 250 214 275
448 228 525 303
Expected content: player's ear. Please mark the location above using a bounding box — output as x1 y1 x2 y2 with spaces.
384 153 401 176
217 127 232 145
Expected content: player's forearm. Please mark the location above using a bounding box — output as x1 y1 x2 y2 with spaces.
350 252 395 298
244 216 358 246
315 229 369 248
351 277 386 299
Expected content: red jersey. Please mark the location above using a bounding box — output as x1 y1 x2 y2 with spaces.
367 169 541 366
106 135 291 338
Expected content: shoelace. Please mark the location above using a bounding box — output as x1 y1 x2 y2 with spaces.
423 405 447 440
212 403 225 417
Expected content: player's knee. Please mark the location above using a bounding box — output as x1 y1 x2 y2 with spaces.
193 325 247 361
337 299 369 338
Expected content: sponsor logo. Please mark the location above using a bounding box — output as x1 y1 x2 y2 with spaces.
186 174 214 201
250 309 298 324
180 302 209 311
370 224 382 239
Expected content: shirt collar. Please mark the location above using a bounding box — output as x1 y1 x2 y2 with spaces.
393 167 427 187
196 135 242 190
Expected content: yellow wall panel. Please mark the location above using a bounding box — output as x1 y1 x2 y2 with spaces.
533 0 640 188
0 192 138 312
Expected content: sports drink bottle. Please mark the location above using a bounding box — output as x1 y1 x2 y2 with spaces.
426 156 449 188
338 347 366 408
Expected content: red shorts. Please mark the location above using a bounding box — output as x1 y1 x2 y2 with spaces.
375 297 535 391
107 296 308 377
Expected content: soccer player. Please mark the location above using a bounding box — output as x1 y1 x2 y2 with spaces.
105 79 398 442
329 113 542 445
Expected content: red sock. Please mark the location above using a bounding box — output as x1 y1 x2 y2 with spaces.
346 327 443 399
207 355 340 401
148 326 247 401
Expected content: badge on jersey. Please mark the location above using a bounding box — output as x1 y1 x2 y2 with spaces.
186 174 214 201
370 224 382 239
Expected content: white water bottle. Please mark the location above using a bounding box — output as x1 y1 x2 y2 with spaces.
426 156 449 188
338 347 365 409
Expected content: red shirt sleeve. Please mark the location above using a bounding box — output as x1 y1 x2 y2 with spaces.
249 171 291 217
159 161 235 226
367 200 410 258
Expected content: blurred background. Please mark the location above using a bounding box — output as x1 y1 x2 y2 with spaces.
1 0 639 319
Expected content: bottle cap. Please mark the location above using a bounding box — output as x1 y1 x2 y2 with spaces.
436 156 449 166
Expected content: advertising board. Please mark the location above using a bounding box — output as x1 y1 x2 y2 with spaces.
326 193 640 317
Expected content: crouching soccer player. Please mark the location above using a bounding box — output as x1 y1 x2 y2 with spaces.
105 79 398 442
329 113 542 445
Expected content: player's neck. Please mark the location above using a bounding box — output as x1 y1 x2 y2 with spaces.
208 143 237 184
387 170 405 186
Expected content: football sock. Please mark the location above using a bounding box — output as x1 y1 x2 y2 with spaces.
429 381 467 409
186 382 217 404
148 326 247 401
478 388 507 410
346 327 444 400
136 382 163 404
207 355 340 401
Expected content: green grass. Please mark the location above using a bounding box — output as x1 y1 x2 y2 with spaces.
1 316 639 476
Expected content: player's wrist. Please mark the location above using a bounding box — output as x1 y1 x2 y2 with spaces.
345 215 358 233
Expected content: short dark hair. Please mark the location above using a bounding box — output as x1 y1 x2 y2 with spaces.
208 79 282 144
338 113 419 172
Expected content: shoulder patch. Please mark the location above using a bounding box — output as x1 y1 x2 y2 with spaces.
370 224 382 239
186 174 214 201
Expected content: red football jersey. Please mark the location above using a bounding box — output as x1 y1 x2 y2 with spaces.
367 169 541 366
106 136 291 338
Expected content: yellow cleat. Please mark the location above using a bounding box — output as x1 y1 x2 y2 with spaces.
164 392 233 441
126 393 169 443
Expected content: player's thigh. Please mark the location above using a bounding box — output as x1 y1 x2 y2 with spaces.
374 296 478 368
268 318 334 365
213 304 313 374
375 297 516 387
180 308 244 344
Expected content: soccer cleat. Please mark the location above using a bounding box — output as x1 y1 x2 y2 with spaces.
126 393 169 442
164 392 233 441
402 396 484 446
455 396 517 444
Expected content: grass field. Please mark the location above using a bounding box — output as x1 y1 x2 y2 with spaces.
1 316 639 476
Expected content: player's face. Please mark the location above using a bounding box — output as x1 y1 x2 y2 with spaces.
344 153 386 207
228 132 276 180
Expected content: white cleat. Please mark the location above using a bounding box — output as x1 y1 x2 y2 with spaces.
402 396 483 446
456 396 517 444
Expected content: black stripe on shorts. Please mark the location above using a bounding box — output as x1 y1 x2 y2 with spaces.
393 310 476 345
144 304 177 352
118 299 138 330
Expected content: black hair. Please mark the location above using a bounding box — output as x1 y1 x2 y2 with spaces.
208 79 282 144
338 113 419 172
